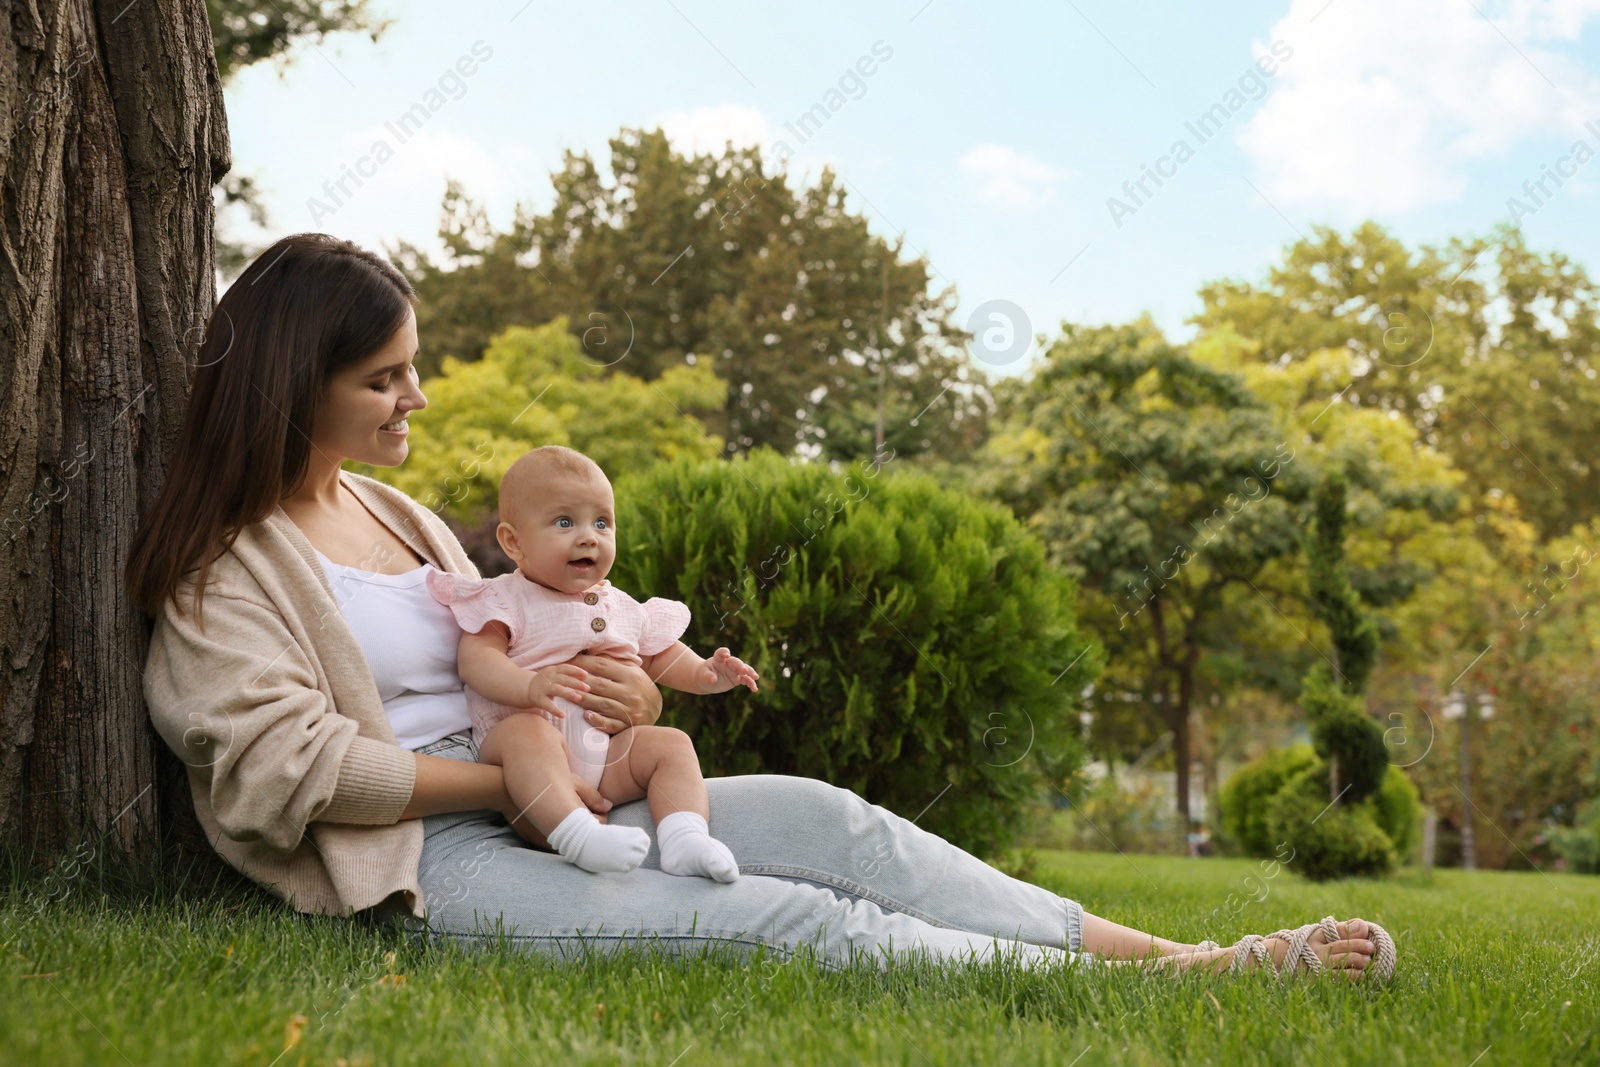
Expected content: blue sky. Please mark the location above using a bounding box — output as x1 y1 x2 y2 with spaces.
223 0 1600 370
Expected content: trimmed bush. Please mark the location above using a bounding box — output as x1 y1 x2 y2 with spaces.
1552 801 1600 874
611 451 1099 857
1273 471 1401 879
1219 745 1317 858
1222 472 1418 880
1371 763 1422 858
1266 768 1395 881
1223 748 1420 875
1301 663 1389 804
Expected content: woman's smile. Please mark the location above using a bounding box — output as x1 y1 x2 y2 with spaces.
380 417 409 437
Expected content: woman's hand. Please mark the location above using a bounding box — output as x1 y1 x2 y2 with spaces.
567 653 662 734
572 772 613 824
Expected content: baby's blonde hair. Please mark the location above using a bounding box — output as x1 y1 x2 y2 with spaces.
499 445 608 526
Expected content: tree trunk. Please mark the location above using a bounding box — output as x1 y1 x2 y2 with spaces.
1 0 228 868
1145 598 1193 828
1170 676 1191 826
1171 644 1201 829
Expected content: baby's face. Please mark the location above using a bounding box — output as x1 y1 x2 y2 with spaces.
499 469 617 594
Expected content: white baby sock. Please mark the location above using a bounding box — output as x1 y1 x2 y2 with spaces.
547 808 649 874
657 811 740 883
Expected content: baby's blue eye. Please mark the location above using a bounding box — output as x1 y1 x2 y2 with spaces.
595 519 609 531
556 517 573 528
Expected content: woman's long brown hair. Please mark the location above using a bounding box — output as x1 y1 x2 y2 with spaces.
125 233 416 631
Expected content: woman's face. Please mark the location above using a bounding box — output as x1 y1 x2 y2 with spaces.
312 306 426 468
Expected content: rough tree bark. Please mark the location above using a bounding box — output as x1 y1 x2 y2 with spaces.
1 0 228 867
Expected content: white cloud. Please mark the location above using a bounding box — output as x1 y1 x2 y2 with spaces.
346 125 512 200
1239 0 1600 214
657 104 773 156
958 143 1074 208
292 126 517 258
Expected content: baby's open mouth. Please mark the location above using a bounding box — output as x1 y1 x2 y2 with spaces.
568 557 595 569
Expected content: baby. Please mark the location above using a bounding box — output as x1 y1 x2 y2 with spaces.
425 445 758 882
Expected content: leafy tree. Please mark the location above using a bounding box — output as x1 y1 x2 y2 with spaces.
386 184 556 376
979 317 1310 823
980 313 1469 826
352 320 725 574
5 0 397 872
1400 512 1600 868
609 452 1099 856
208 0 390 81
1188 333 1465 805
1193 223 1600 540
392 129 987 463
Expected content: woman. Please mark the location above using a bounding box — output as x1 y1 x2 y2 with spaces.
127 234 1385 980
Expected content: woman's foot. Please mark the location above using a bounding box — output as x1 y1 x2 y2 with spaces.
1259 918 1376 981
1107 915 1395 981
1230 917 1380 981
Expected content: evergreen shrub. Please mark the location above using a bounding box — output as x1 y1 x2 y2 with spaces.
1218 471 1423 880
1552 801 1600 874
1265 768 1396 881
611 451 1098 857
1221 747 1421 867
1218 745 1317 857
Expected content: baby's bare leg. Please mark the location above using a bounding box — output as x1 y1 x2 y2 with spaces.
481 714 647 874
600 726 737 883
479 714 582 839
597 725 707 821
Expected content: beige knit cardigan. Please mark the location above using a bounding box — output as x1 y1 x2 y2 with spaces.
142 470 480 917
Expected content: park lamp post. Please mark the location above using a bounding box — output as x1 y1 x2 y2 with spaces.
1441 688 1495 871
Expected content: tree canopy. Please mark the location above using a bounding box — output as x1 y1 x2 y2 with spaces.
1193 223 1600 540
391 129 988 463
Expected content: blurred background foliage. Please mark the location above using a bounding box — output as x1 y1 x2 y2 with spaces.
340 129 1599 868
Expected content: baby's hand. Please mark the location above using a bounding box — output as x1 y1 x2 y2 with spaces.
523 663 590 716
701 647 759 693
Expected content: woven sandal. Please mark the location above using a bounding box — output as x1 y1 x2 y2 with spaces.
1196 915 1397 982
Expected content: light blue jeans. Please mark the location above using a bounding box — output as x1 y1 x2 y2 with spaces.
408 733 1088 970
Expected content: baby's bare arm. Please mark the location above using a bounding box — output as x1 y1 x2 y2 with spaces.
643 641 760 695
642 641 710 692
458 622 590 714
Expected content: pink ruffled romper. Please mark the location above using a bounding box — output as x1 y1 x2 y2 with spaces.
424 571 691 788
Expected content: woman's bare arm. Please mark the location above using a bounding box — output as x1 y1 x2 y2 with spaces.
399 752 612 841
400 752 512 821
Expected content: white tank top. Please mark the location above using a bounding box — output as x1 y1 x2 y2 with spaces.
313 548 472 751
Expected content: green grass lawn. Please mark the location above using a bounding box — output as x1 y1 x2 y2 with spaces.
4 849 1597 1066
